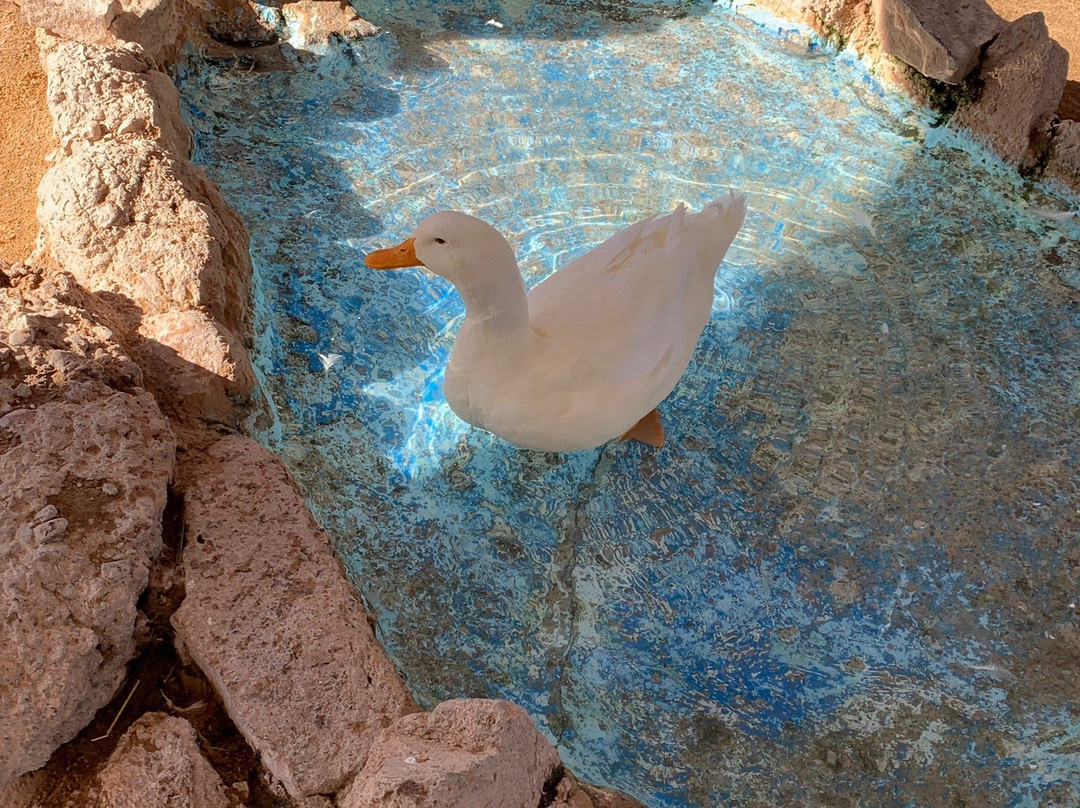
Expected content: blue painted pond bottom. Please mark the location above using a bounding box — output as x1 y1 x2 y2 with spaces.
178 2 1080 805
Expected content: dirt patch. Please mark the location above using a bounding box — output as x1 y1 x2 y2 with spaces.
0 2 54 263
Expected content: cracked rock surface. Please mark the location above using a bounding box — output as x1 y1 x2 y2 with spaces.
0 262 175 784
872 0 1005 83
39 33 193 159
38 138 251 335
950 12 1069 169
172 436 418 799
16 0 182 65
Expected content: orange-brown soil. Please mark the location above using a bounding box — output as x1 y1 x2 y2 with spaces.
0 2 54 263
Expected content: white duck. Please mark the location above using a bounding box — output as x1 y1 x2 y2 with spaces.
365 193 746 452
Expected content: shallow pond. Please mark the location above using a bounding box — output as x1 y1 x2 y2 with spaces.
178 2 1080 804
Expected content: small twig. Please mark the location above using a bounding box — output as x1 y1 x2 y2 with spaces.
160 690 206 713
91 680 140 741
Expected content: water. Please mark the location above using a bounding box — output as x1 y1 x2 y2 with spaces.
177 2 1080 805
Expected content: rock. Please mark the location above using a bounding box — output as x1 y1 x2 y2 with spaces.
17 0 181 66
756 0 876 53
0 272 173 787
38 34 193 158
0 267 146 404
196 0 282 46
872 0 1005 84
1044 120 1080 193
546 770 648 808
95 713 230 808
171 436 417 799
0 340 173 784
339 699 561 808
136 310 256 422
950 13 1068 169
38 138 252 335
282 0 378 47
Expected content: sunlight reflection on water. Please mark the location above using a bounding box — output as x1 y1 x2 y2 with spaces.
179 2 1080 805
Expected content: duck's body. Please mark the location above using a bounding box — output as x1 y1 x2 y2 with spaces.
366 194 746 451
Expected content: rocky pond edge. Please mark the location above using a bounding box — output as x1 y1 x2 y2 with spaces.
1 0 1078 806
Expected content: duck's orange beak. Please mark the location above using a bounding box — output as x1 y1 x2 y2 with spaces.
364 238 423 270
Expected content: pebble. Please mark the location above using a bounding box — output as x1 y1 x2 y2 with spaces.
34 504 59 524
8 329 33 347
33 518 69 544
0 408 32 428
14 384 32 399
116 116 144 136
102 482 119 496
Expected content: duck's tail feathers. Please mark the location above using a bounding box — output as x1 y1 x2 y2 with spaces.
703 190 747 220
640 202 686 245
698 191 747 267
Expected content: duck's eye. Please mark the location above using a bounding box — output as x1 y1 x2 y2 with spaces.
434 237 446 244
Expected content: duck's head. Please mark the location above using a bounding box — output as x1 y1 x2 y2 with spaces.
364 211 517 288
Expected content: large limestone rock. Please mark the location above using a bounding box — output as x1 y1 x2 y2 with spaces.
0 265 175 785
171 436 417 799
339 699 562 808
38 139 251 335
950 13 1069 169
756 0 876 53
17 0 181 65
35 35 255 425
38 33 192 158
136 310 256 423
872 0 1005 84
1045 120 1080 192
95 713 230 808
282 0 378 47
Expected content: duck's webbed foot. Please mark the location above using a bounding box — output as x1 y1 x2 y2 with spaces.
620 408 664 447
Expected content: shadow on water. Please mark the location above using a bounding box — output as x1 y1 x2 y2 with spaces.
178 2 1080 806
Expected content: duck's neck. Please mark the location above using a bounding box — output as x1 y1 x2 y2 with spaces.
455 256 530 336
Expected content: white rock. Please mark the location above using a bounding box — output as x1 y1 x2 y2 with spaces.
0 393 173 784
339 699 561 808
872 0 1005 84
950 13 1069 169
95 713 231 808
172 437 417 798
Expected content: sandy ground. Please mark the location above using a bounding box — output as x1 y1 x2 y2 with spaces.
0 2 1075 264
0 2 53 264
987 0 1080 119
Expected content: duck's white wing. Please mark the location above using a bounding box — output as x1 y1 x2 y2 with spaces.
526 196 745 397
